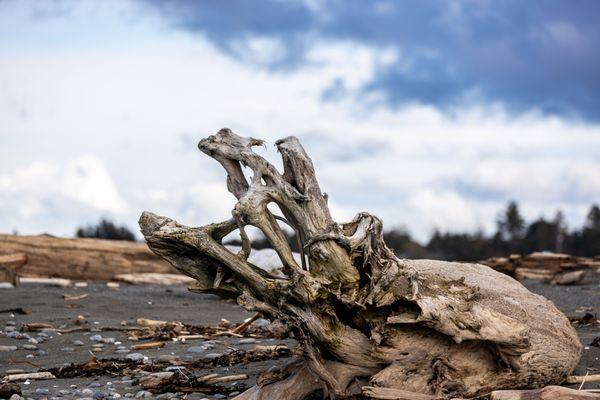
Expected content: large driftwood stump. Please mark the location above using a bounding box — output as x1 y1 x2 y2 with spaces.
139 129 581 399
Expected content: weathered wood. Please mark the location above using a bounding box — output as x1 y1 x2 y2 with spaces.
490 385 600 399
0 252 27 286
140 129 581 400
0 234 173 281
567 375 600 384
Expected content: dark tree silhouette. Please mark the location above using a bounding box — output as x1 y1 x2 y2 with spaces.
76 218 136 241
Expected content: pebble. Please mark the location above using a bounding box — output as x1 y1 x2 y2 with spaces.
116 345 127 350
28 338 38 344
93 391 106 399
4 326 16 332
35 388 51 395
22 344 37 350
35 349 48 357
93 343 105 348
103 337 116 344
213 394 226 399
82 388 94 395
124 393 133 398
252 318 270 327
229 391 240 397
126 353 145 361
6 320 16 326
90 334 103 342
155 393 172 400
59 390 70 395
7 331 29 340
89 382 102 388
115 349 130 354
237 338 256 344
73 340 85 346
113 394 122 399
203 352 223 360
186 346 205 353
135 390 153 398
9 395 23 400
157 354 179 363
0 345 18 352
61 347 75 352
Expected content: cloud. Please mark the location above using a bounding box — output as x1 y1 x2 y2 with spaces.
142 0 600 120
1 0 599 242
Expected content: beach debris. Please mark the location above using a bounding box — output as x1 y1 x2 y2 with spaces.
490 385 600 399
132 341 164 350
567 374 600 384
0 252 27 287
481 252 599 285
3 372 56 382
62 293 88 301
140 129 582 399
0 382 21 398
20 277 72 287
115 273 195 285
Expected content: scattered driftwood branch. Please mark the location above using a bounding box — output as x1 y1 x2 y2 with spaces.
0 234 173 281
0 252 27 286
481 252 600 285
3 371 56 382
567 375 600 384
490 385 600 399
140 129 581 399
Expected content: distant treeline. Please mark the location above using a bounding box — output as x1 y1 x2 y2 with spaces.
226 202 600 261
76 202 600 261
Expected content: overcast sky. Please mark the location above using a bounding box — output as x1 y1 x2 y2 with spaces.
1 0 599 241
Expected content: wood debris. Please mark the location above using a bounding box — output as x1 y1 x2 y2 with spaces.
481 252 600 284
62 293 88 301
0 252 27 286
3 371 56 382
115 273 195 285
490 385 600 399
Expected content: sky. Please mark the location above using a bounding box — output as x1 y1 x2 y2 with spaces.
1 0 599 241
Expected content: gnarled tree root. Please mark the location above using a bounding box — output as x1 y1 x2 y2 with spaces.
140 129 581 399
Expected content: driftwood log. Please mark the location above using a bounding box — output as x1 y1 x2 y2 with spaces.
139 129 581 399
0 234 172 281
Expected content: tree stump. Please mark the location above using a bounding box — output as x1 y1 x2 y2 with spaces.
139 129 581 399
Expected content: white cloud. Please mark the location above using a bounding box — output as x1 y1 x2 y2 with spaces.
1 1 599 241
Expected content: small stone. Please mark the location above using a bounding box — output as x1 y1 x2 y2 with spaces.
213 394 226 399
35 349 48 357
25 354 34 358
93 391 106 399
59 390 70 395
124 393 133 398
126 353 145 361
113 394 122 399
5 320 16 326
229 391 240 397
102 337 116 344
0 345 18 352
116 345 127 350
61 347 75 352
22 344 37 350
90 334 103 342
115 349 130 354
93 343 105 348
82 388 94 395
202 352 223 360
73 340 84 346
9 395 23 400
89 382 102 388
186 346 205 353
237 338 256 344
252 318 270 327
35 388 51 395
135 390 152 398
28 338 38 345
157 354 179 363
4 326 16 332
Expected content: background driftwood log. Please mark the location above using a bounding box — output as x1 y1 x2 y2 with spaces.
140 129 581 400
0 234 172 281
